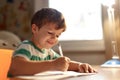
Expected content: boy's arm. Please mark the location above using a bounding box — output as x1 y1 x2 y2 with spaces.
9 56 54 76
9 56 70 76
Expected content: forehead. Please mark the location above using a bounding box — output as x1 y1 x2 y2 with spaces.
41 23 60 31
39 23 64 34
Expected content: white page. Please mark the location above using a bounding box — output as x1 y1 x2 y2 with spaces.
16 71 97 80
35 71 96 76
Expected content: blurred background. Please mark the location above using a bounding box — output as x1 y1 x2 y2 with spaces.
0 0 120 65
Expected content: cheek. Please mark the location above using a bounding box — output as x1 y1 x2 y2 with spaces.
54 39 58 44
35 34 46 43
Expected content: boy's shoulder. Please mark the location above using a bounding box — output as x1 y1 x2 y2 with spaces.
17 40 32 48
21 40 34 46
22 40 31 44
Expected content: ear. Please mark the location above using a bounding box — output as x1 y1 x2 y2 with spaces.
31 24 38 33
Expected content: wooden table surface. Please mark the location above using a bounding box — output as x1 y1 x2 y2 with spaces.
7 65 120 80
65 66 120 80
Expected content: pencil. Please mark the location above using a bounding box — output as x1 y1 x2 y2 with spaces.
58 43 63 57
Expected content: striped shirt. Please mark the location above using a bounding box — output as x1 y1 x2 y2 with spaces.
12 40 60 61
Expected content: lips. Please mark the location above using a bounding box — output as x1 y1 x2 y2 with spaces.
47 41 54 45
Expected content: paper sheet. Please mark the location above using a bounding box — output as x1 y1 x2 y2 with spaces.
35 71 96 76
16 71 96 80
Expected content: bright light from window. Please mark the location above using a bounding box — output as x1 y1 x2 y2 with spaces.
101 0 115 7
49 0 103 40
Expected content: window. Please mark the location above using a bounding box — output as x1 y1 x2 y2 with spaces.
49 0 103 40
49 0 105 52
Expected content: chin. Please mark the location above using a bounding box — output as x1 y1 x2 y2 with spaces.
44 45 52 49
47 45 54 49
45 43 55 49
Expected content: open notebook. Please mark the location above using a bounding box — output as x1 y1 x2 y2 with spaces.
16 71 96 80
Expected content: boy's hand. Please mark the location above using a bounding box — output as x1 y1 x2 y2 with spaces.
78 63 97 73
53 57 70 71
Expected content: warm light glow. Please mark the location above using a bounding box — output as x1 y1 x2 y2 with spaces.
101 0 115 7
106 0 119 60
112 56 119 59
101 0 120 68
49 0 103 40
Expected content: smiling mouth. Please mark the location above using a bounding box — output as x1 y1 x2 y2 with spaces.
47 41 54 45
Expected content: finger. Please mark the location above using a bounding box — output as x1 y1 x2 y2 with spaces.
88 65 94 73
78 66 85 73
63 57 70 62
91 68 97 73
83 64 89 73
78 64 88 73
66 58 71 62
88 65 97 73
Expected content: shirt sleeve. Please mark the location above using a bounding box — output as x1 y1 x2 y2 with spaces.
12 44 32 60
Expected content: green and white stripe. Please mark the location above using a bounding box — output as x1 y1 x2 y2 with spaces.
13 40 60 61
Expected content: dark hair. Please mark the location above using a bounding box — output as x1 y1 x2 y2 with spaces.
31 8 66 31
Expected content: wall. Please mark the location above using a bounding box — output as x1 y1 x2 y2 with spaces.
34 0 48 12
63 51 105 65
0 0 34 40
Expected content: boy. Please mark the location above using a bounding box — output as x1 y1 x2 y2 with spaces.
9 8 96 76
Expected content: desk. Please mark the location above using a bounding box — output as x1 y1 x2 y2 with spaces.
8 65 120 80
66 66 120 80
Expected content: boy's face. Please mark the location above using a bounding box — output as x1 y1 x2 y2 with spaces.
32 23 64 49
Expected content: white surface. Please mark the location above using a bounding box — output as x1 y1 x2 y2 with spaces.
16 71 96 80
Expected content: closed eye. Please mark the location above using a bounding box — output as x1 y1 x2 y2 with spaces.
48 31 60 38
48 31 53 35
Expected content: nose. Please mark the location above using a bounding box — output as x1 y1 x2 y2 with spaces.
51 34 56 39
49 36 58 45
50 35 58 43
